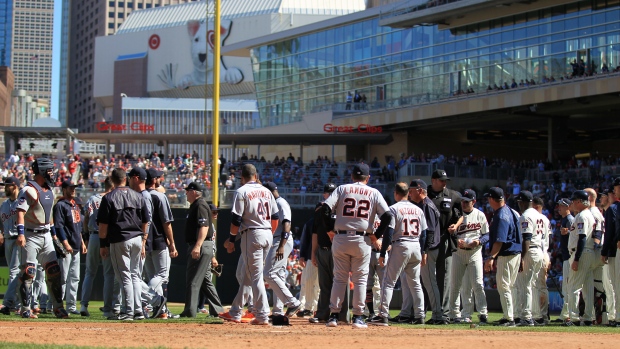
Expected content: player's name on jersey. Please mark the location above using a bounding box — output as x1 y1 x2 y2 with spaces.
247 190 272 201
398 207 420 215
343 186 372 196
457 222 482 234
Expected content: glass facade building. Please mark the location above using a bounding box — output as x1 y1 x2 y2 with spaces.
0 0 13 66
251 0 620 126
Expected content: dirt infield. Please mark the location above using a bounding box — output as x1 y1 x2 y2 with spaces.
0 317 617 349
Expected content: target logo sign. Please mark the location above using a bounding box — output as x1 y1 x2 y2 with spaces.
149 34 160 50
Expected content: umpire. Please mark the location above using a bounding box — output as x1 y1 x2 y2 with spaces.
309 183 350 324
180 182 223 318
426 169 462 323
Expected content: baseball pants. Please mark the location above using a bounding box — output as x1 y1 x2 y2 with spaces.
60 250 80 312
515 248 544 320
496 254 521 321
141 248 169 311
316 247 349 322
449 247 487 319
561 259 570 319
109 236 142 317
568 249 596 322
17 231 65 312
367 250 386 315
591 250 607 320
183 240 223 317
532 258 549 320
379 241 424 319
329 234 371 316
3 237 20 309
265 236 299 315
81 234 121 315
614 252 620 322
32 264 47 310
241 229 272 322
437 241 453 320
299 258 319 312
603 262 616 321
421 248 443 321
229 247 254 317
460 265 474 319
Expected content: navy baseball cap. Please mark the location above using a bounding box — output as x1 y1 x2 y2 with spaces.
73 197 83 206
484 187 504 200
461 189 476 202
185 181 204 192
209 203 219 212
263 182 278 192
516 190 533 202
431 169 449 180
323 183 336 193
600 189 609 197
571 190 589 201
557 198 571 206
128 167 147 181
0 177 20 186
352 163 370 176
61 180 77 189
409 179 427 189
146 168 164 180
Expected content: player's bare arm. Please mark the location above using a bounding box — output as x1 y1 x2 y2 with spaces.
484 242 503 272
141 222 148 259
276 220 291 261
162 222 178 258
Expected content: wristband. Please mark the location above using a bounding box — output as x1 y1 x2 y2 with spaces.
50 226 57 237
229 234 237 243
281 232 290 240
17 224 24 235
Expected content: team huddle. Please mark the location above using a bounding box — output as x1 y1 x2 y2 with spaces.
2 160 618 328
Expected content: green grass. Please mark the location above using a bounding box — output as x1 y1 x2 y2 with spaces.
0 301 223 324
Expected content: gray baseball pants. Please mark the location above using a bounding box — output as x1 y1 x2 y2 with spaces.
265 236 299 315
3 237 20 308
316 247 349 322
379 241 424 319
109 236 142 316
183 240 223 317
421 248 443 320
60 250 80 312
229 243 254 317
329 234 371 316
81 234 121 315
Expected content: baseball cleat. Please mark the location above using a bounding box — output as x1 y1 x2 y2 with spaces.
250 318 270 326
21 310 37 319
607 321 617 327
326 313 339 327
219 312 242 323
167 310 180 319
517 318 535 327
452 318 464 324
533 318 546 326
152 296 167 319
54 308 69 319
297 310 313 318
69 310 80 315
582 321 593 326
368 315 389 326
198 308 208 314
478 315 488 325
134 312 145 320
0 306 10 316
562 320 576 327
240 311 255 323
31 308 41 315
284 303 301 318
409 317 425 325
388 315 406 323
496 320 516 327
309 317 326 324
352 315 368 329
156 312 168 319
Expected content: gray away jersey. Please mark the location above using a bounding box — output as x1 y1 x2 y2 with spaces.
388 200 427 242
86 194 103 232
232 182 278 230
0 198 19 236
324 182 390 234
274 196 291 236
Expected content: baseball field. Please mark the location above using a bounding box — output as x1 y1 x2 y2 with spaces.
0 302 619 349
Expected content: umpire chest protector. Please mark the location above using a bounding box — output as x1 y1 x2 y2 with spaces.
26 180 54 224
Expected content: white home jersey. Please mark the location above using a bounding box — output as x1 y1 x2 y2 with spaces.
324 182 390 234
568 209 595 251
589 207 605 244
455 209 488 242
388 200 427 242
232 182 278 230
519 208 545 248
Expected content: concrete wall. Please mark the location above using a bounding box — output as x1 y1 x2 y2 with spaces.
0 67 14 127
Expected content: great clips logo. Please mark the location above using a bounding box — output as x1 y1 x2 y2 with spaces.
96 122 155 133
323 123 383 133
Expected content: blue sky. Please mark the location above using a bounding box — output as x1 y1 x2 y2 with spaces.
50 0 62 120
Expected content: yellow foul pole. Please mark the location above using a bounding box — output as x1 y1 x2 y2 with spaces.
211 0 221 207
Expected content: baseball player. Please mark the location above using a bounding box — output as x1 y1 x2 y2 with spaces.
53 180 86 315
319 163 391 329
564 190 597 326
612 179 620 326
98 168 150 321
369 182 426 326
556 198 574 322
585 188 611 324
297 217 319 318
222 164 279 325
15 158 70 319
483 187 521 327
0 177 21 315
513 190 544 326
197 203 224 316
532 197 551 325
80 177 120 318
262 182 302 317
448 189 489 324
366 214 386 319
603 183 619 326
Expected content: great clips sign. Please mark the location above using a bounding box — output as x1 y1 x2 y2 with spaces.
96 122 155 132
323 123 383 133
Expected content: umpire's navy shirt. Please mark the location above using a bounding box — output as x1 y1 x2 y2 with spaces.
53 198 83 250
489 204 521 256
560 213 575 261
602 202 618 258
413 197 440 250
98 186 149 243
185 196 212 245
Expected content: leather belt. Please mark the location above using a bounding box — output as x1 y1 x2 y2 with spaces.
26 228 50 233
393 239 415 243
460 248 473 251
4 236 18 240
337 230 365 236
90 231 99 234
320 246 331 251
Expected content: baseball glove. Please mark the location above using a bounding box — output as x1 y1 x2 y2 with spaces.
53 238 68 259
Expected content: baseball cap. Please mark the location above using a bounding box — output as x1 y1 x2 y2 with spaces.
146 168 164 180
352 163 370 176
483 187 504 200
515 190 533 202
209 203 219 212
263 182 278 192
613 177 620 187
431 169 449 181
323 183 336 193
73 197 83 206
570 190 589 201
461 189 476 202
0 177 20 186
409 179 427 189
185 181 204 192
557 198 571 206
128 167 147 181
600 189 609 197
61 180 77 189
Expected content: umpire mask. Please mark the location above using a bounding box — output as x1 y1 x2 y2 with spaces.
33 158 56 189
